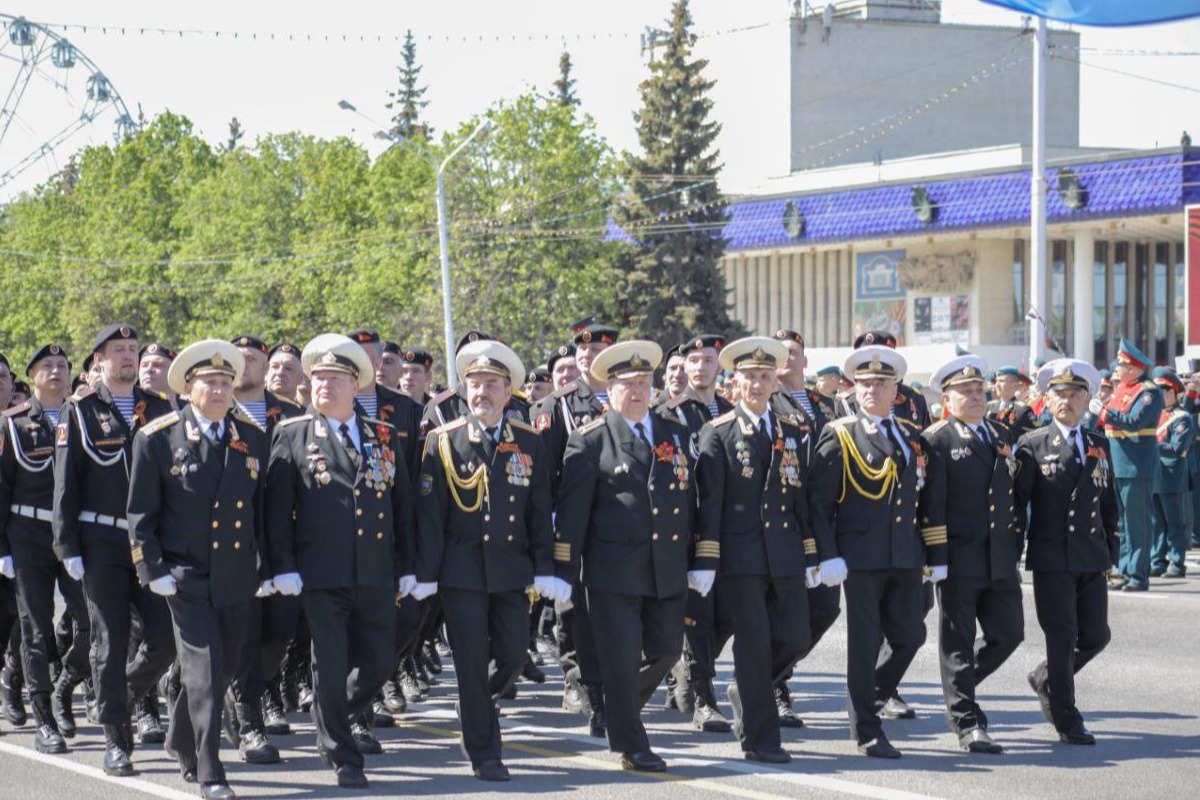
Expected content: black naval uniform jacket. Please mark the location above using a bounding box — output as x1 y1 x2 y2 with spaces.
0 398 59 561
354 384 422 478
809 412 947 570
260 391 306 433
987 398 1038 441
265 413 413 590
53 383 174 564
531 378 608 498
920 416 1021 581
419 386 532 441
771 387 830 436
1014 425 1120 572
126 406 268 608
654 386 733 457
696 406 818 577
415 414 553 592
836 383 932 430
553 408 703 598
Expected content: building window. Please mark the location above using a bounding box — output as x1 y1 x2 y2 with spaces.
1176 243 1186 359
1134 243 1150 353
1050 240 1068 353
1012 239 1026 329
1093 241 1108 367
1113 242 1128 345
1155 243 1169 364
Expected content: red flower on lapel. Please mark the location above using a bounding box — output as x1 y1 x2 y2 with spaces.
230 439 249 454
653 442 675 463
266 407 282 421
380 404 394 422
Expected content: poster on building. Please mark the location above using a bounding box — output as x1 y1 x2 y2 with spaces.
913 295 970 345
1187 205 1200 346
856 250 907 301
853 300 907 345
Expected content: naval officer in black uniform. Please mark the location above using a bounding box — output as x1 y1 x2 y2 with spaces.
922 354 1024 754
696 337 817 763
809 345 946 759
264 334 413 790
1015 359 1118 746
127 340 269 800
415 339 566 781
554 340 704 773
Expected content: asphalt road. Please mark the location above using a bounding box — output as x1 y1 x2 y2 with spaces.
2 558 1198 800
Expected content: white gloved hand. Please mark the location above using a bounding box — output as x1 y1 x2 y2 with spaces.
819 557 848 587
410 581 438 601
551 577 574 603
273 572 304 596
255 580 276 598
1088 397 1104 416
805 565 821 589
0 556 13 580
687 569 717 598
397 574 417 598
532 575 557 601
149 575 178 597
64 557 85 582
924 564 949 584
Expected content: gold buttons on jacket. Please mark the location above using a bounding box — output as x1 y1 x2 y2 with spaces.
236 501 244 509
653 508 659 515
212 542 219 550
357 529 364 537
378 512 385 519
507 535 514 542
377 532 384 540
484 514 491 522
212 521 219 529
235 521 242 529
652 533 659 540
234 541 241 550
484 535 490 542
356 509 362 517
355 489 361 497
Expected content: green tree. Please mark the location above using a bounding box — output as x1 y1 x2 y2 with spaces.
387 30 431 141
615 0 744 344
553 51 579 108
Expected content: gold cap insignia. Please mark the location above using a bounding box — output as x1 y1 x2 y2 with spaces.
212 353 225 368
50 344 60 355
753 346 766 360
320 352 337 365
630 354 647 370
581 331 592 343
870 356 882 371
1062 368 1076 383
119 326 131 337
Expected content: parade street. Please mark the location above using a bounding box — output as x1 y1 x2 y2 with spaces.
2 558 1196 800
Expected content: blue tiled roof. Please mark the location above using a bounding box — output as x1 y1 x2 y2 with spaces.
615 151 1197 252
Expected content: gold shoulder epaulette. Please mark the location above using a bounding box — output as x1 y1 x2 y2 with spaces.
2 401 31 418
507 418 536 434
578 416 606 435
553 383 580 399
711 410 737 427
267 391 303 411
925 419 950 434
431 417 468 436
988 416 1011 433
139 411 180 436
430 386 458 406
278 414 313 428
658 393 688 410
70 385 95 403
157 391 169 401
363 417 396 429
897 417 920 430
512 388 529 401
828 415 856 429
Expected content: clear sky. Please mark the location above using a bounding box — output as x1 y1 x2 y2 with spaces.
2 0 1197 199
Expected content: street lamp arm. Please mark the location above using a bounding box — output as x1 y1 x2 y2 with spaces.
439 118 492 177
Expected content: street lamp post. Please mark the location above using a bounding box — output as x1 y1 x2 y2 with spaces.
337 100 492 389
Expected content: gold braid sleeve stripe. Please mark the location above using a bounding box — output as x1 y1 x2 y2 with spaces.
694 541 721 558
803 538 817 555
921 525 948 546
553 543 571 561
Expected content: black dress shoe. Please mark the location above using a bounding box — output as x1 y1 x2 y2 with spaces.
34 723 68 754
1027 671 1054 725
136 708 166 745
1165 566 1187 578
522 660 546 684
382 678 408 714
336 764 369 789
351 720 383 755
744 748 790 764
1122 583 1149 592
587 709 606 738
879 696 916 719
692 701 732 733
200 782 237 800
372 700 395 728
1 665 27 726
1058 725 1096 745
621 751 667 772
474 759 512 781
262 688 292 735
858 737 902 759
775 685 804 729
51 674 78 738
238 729 281 764
181 764 198 783
102 725 135 777
958 728 1003 754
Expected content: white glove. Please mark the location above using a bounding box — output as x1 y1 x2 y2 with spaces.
0 556 13 580
532 575 557 601
805 565 821 589
687 569 716 598
273 572 303 596
410 581 438 601
149 575 178 597
397 574 417 598
1088 397 1104 415
819 557 848 587
64 557 85 582
255 580 276 598
551 577 573 603
924 564 949 584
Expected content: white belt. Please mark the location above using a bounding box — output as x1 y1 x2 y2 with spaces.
78 511 129 531
10 504 52 522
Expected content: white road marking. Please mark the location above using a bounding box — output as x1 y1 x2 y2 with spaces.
0 741 198 800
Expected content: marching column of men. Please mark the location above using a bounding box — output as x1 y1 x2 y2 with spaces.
0 315 1145 799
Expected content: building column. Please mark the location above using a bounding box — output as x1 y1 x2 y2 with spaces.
1072 230 1095 364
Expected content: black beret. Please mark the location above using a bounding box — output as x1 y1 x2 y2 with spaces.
11 380 30 396
381 340 402 356
26 343 70 376
773 329 805 346
529 365 551 384
853 330 898 349
268 342 300 359
402 348 434 369
546 343 576 371
680 334 726 355
456 330 494 353
139 342 177 361
92 323 137 353
569 316 618 346
347 328 380 345
230 335 268 354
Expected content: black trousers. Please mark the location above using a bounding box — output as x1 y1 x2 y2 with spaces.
394 595 428 663
936 575 1024 734
166 596 248 784
875 581 934 700
441 588 527 767
229 594 299 704
775 583 842 697
81 541 175 725
0 578 17 667
556 581 603 686
722 574 811 754
844 568 926 744
12 536 91 694
682 583 735 684
1030 571 1110 732
304 586 396 769
586 588 685 754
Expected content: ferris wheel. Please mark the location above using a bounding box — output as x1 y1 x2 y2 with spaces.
0 14 135 195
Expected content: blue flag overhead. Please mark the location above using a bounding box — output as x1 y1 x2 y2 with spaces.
980 0 1200 26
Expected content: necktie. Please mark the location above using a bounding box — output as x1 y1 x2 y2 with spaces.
1069 428 1083 462
882 419 907 470
757 416 769 442
207 422 222 448
634 422 652 451
339 422 361 468
485 426 499 443
976 423 992 449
